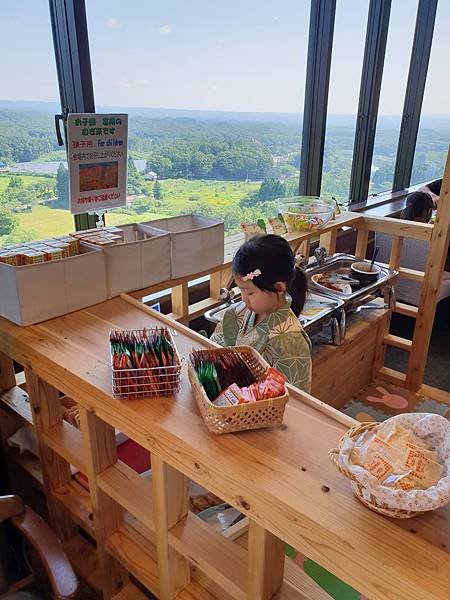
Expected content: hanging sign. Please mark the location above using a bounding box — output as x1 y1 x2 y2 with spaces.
67 113 128 215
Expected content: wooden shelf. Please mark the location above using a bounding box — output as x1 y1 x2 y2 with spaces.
53 479 95 537
169 513 246 600
0 385 33 429
43 421 86 473
106 522 159 596
97 461 154 531
64 534 102 595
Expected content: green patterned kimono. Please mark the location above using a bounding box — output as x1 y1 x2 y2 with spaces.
211 295 312 392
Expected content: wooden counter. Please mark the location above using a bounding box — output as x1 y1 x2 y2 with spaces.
0 294 448 600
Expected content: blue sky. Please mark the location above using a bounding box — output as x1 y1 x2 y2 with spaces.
0 0 449 114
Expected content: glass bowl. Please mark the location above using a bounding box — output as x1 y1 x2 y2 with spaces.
278 196 335 233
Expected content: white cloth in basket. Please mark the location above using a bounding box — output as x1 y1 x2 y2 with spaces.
339 414 450 512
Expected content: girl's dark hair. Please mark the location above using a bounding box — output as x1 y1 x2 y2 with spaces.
427 179 442 196
400 191 434 222
232 234 307 316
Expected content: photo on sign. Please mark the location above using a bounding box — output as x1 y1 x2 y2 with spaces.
79 161 119 192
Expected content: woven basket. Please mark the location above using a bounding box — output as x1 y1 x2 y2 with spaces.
188 346 289 435
329 422 425 519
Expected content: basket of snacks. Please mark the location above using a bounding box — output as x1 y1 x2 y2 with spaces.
329 414 450 519
187 346 288 434
110 327 182 399
278 196 336 233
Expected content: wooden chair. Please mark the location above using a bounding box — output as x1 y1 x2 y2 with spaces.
0 495 79 600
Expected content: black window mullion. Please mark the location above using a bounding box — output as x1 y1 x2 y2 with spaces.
299 0 336 197
48 0 96 230
392 0 438 192
349 0 391 204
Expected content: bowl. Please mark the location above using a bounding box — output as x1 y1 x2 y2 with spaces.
278 196 335 233
350 261 381 284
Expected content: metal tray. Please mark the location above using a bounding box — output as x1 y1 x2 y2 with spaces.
204 291 345 340
306 253 397 304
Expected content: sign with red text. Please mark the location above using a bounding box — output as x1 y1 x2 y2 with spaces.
67 113 128 215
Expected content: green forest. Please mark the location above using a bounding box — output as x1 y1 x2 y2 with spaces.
0 107 448 242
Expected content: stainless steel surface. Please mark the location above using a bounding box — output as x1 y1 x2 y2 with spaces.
306 253 397 305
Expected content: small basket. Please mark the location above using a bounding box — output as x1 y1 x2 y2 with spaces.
188 346 289 434
329 422 424 519
110 328 182 399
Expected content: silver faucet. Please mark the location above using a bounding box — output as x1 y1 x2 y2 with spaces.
219 287 235 304
313 247 328 265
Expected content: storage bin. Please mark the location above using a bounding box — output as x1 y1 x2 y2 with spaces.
142 215 224 279
85 223 171 298
0 245 107 326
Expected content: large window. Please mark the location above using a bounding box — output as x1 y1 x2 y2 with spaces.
411 0 450 186
86 0 309 235
321 0 369 203
0 0 70 245
370 0 418 195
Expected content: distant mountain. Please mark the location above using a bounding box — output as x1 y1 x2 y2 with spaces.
0 99 449 130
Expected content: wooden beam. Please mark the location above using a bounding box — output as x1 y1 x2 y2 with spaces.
389 236 404 269
24 370 76 541
394 302 418 318
355 229 369 259
378 366 407 386
171 284 189 324
247 521 285 599
359 215 433 241
0 351 16 392
319 229 338 255
383 334 413 352
79 407 129 599
152 454 190 599
406 149 450 390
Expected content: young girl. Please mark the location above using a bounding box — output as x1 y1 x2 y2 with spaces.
211 234 312 392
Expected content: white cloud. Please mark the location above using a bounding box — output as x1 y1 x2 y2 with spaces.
158 23 172 34
114 78 150 88
105 17 121 29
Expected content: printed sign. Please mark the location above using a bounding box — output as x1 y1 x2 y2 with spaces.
67 113 128 215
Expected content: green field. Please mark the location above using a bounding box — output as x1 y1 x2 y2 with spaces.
0 173 55 194
1 178 259 243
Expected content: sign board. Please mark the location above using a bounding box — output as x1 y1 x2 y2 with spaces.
67 113 128 215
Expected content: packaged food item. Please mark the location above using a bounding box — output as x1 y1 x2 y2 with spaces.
22 251 46 265
240 222 266 241
268 217 287 235
351 421 443 491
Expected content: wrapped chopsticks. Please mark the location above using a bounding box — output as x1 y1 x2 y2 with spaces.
110 327 181 398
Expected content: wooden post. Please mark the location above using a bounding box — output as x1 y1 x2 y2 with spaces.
24 370 76 541
0 352 15 392
406 149 450 390
319 229 338 255
171 283 189 322
152 454 190 599
355 229 369 259
210 267 233 299
247 521 285 600
389 236 404 269
79 407 129 599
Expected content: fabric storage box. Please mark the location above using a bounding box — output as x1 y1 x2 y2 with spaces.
142 215 224 278
84 223 171 298
0 245 107 326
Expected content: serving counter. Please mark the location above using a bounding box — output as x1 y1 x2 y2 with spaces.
0 294 448 600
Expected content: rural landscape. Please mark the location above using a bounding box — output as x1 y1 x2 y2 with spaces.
0 100 448 243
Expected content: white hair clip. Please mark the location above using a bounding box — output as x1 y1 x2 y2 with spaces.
242 269 261 281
